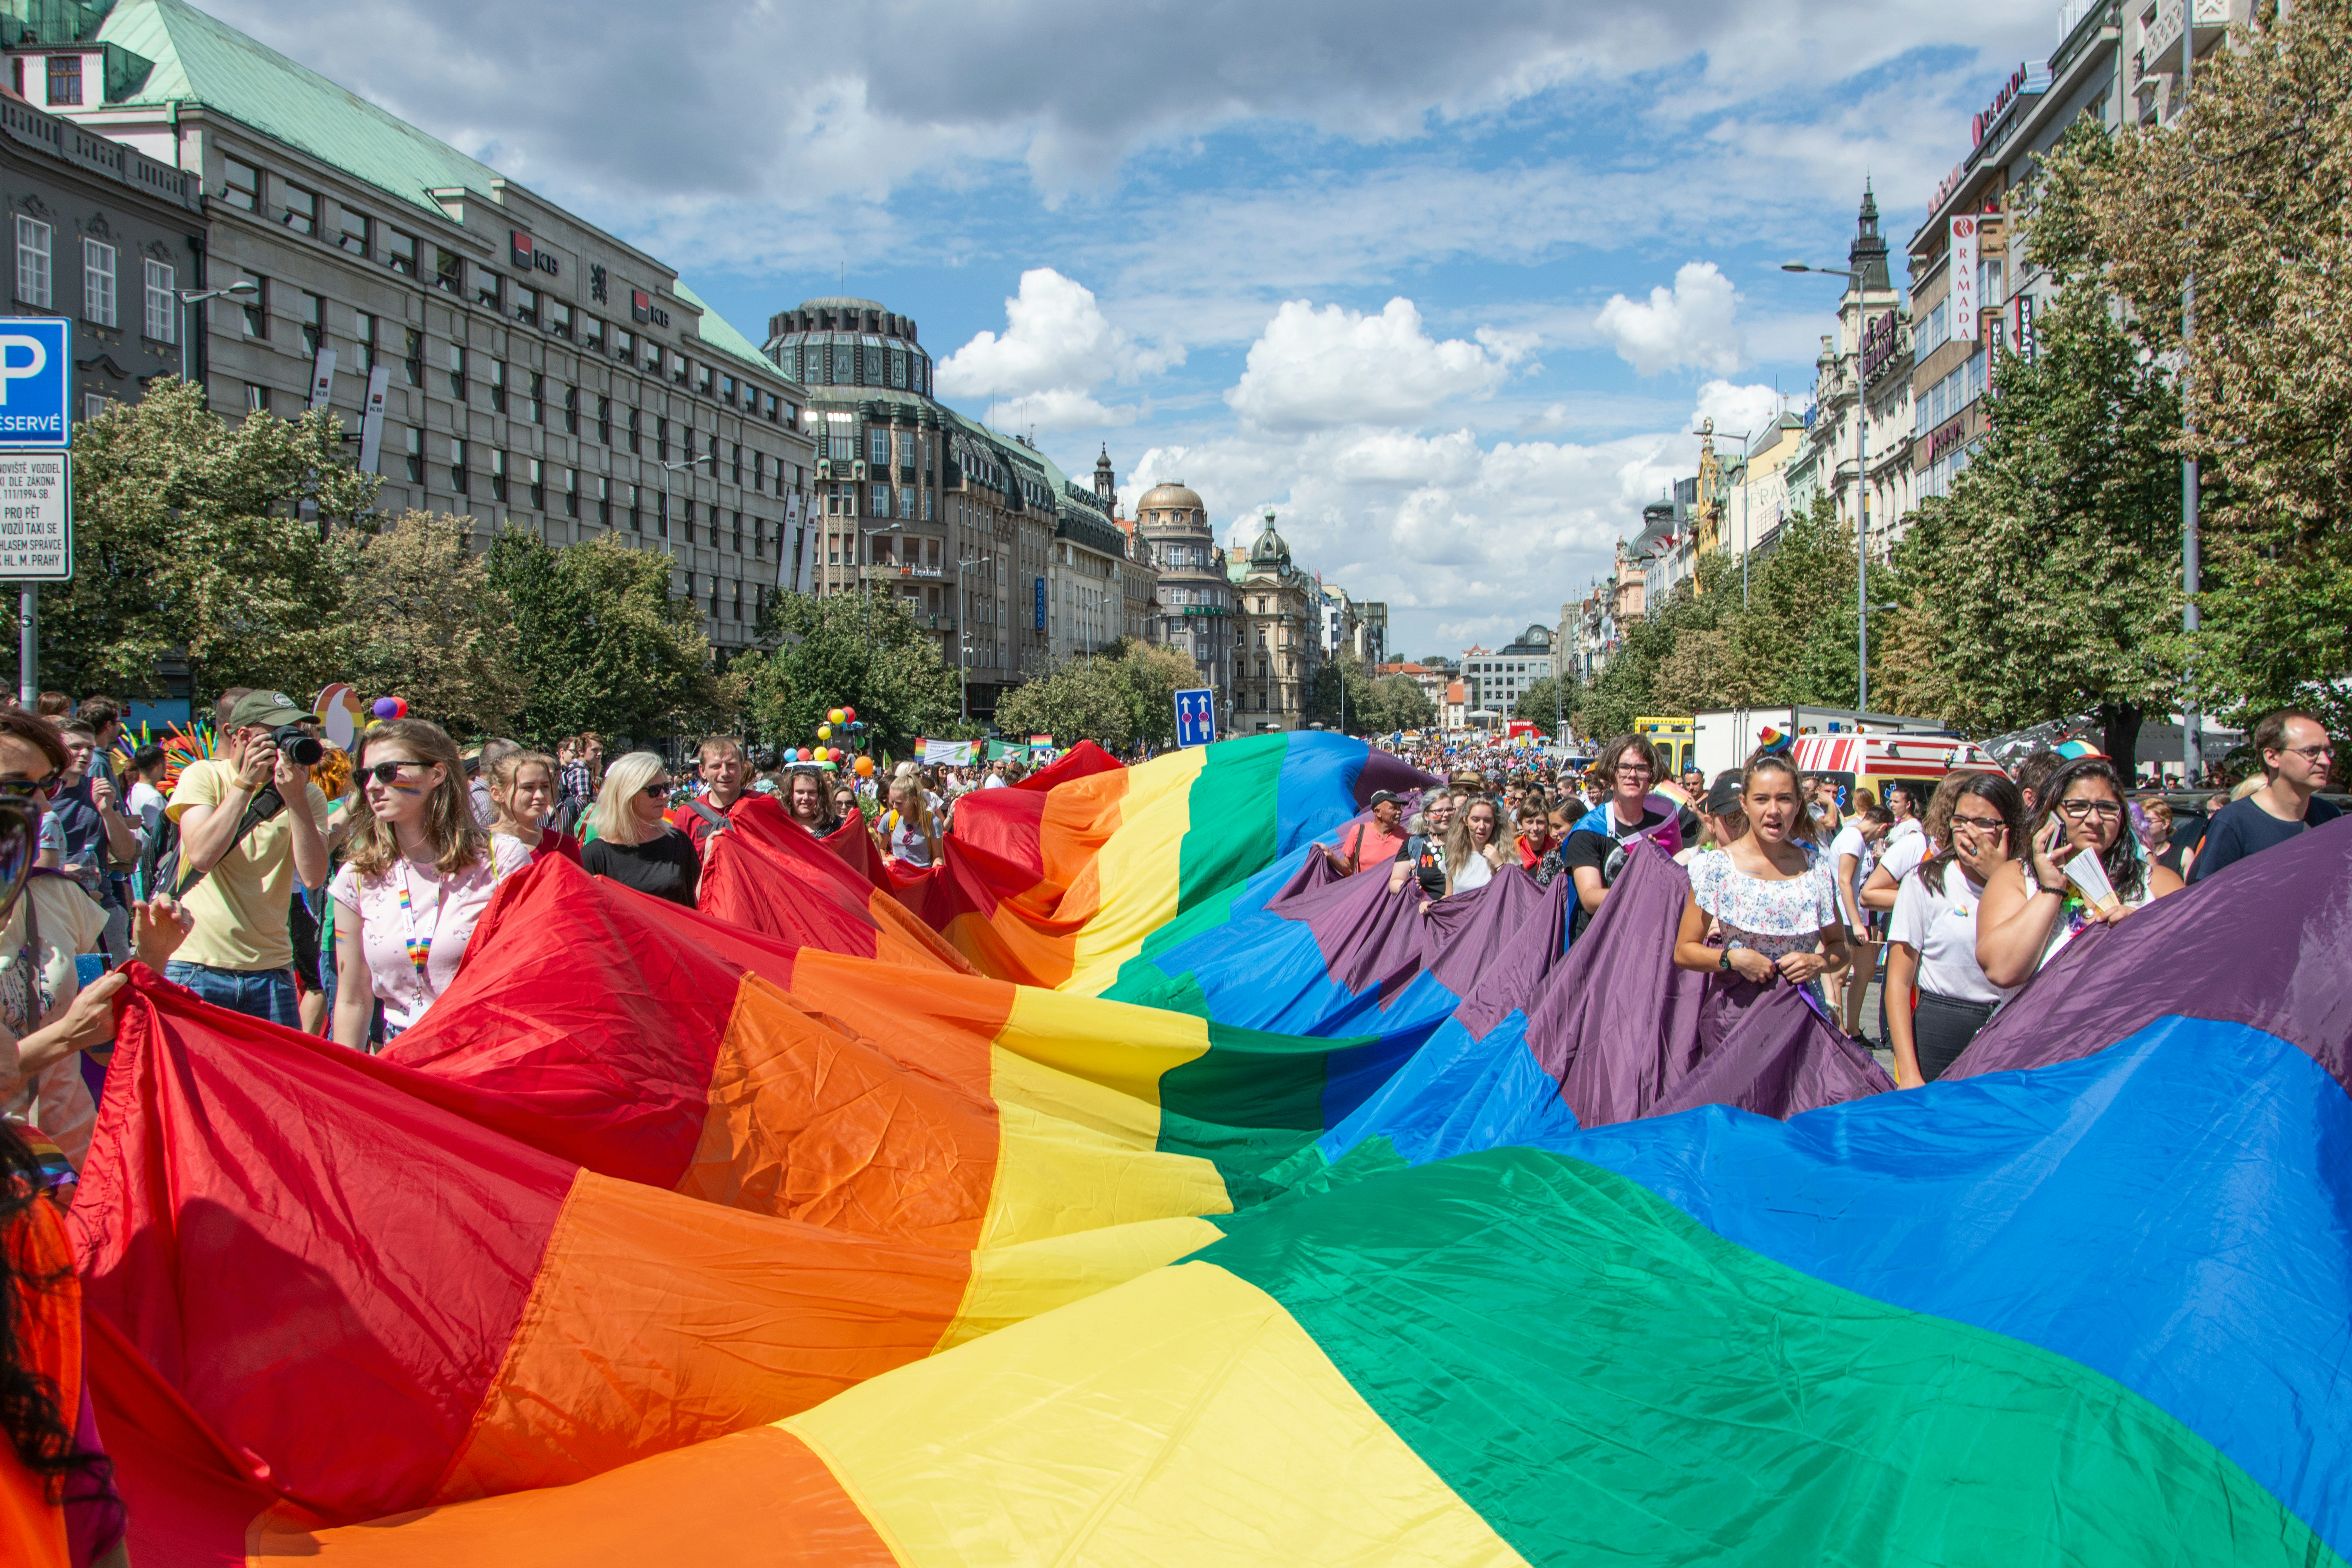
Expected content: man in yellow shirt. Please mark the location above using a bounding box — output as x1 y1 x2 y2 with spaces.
163 691 330 1028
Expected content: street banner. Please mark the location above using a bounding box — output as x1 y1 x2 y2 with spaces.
1950 217 1979 345
356 365 391 473
919 738 976 764
307 346 338 411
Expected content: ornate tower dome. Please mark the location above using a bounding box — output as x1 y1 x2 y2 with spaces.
1136 480 1206 523
1249 509 1291 568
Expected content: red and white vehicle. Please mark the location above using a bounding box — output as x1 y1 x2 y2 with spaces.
1792 732 2005 808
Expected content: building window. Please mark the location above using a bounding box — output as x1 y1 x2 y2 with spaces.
403 327 423 387
546 298 572 339
597 475 612 526
352 310 375 375
644 341 662 372
337 207 369 256
868 428 889 466
731 442 743 484
489 448 508 503
753 519 764 558
447 343 465 399
526 372 544 424
720 374 735 404
658 417 671 462
81 239 115 327
450 438 468 493
563 384 579 434
766 393 781 422
564 468 579 518
871 483 891 518
142 258 174 341
526 459 544 510
475 272 502 313
299 291 323 355
732 579 743 621
612 327 633 363
596 395 612 444
281 184 317 236
387 228 417 277
403 426 423 482
241 275 267 338
434 247 462 294
627 407 641 456
14 217 51 307
513 284 537 327
753 452 765 492
487 359 506 414
222 157 260 212
247 383 270 414
900 486 915 519
47 53 82 106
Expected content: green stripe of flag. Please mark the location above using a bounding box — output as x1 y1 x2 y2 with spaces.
1202 1147 2336 1567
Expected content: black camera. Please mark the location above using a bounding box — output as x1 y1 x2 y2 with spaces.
272 725 324 766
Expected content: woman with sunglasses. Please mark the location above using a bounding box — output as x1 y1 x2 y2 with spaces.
580 751 699 907
486 749 580 867
1884 772 2027 1087
1978 753 2183 990
329 720 527 1052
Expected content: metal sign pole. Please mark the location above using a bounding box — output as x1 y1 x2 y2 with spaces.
16 585 31 706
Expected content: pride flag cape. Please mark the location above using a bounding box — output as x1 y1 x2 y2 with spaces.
252 841 2352 1564
887 733 1428 989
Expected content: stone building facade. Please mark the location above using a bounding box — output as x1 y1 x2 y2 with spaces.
1135 479 1232 720
1227 511 1320 733
9 0 815 654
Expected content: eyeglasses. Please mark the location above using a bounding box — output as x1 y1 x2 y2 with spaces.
0 773 59 797
362 760 425 785
1616 765 1653 779
641 780 673 798
2277 744 2335 760
1951 813 2007 835
2055 800 2123 821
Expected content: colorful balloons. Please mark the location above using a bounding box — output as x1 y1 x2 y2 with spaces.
372 696 407 720
827 708 846 724
842 707 857 723
817 724 832 741
854 755 874 777
796 747 811 761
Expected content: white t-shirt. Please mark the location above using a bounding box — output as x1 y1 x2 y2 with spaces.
1450 851 1496 893
1828 823 1873 919
128 780 167 840
1888 860 2010 1006
1877 830 1929 887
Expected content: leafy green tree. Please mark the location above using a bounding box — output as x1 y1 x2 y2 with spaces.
486 531 733 746
2035 4 2352 739
1305 655 1379 733
328 511 527 739
991 655 1137 751
1109 638 1201 749
1877 249 2183 762
1369 673 1439 734
1511 675 1578 731
4 377 375 703
737 589 956 759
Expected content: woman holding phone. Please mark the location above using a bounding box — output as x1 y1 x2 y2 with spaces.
1883 772 2026 1086
1976 754 2182 990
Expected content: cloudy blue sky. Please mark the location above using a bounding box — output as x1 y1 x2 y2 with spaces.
214 0 2062 659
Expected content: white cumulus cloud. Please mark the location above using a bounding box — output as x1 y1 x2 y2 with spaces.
1594 262 1745 377
1691 379 1796 441
1225 297 1525 432
936 269 1178 430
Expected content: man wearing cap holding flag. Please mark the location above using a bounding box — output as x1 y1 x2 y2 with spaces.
163 690 332 1027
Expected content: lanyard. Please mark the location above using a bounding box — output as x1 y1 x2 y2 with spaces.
394 860 437 983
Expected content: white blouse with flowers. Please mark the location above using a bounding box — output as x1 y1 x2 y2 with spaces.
1686 850 1843 963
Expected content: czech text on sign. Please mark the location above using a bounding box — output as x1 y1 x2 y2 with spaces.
1174 686 1216 748
0 452 71 579
0 318 72 449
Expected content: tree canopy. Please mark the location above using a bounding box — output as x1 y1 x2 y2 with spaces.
736 590 958 759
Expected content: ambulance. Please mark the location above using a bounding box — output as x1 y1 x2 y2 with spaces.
1791 731 2005 811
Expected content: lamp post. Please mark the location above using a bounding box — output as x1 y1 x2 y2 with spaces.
174 279 258 388
2179 17 2202 785
858 522 901 652
654 457 697 560
1697 420 1754 607
1783 258 1872 711
955 550 992 723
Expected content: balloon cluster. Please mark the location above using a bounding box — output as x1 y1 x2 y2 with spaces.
793 706 876 776
370 696 408 723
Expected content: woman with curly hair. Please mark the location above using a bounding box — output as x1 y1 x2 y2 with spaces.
1978 752 2183 989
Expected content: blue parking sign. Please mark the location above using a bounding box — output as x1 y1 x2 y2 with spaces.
1173 687 1216 748
0 319 72 449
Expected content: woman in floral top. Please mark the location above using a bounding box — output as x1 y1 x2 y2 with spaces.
1671 753 1850 1033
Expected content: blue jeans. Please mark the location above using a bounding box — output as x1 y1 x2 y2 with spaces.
165 961 300 1030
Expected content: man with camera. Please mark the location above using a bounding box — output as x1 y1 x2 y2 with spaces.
163 690 330 1027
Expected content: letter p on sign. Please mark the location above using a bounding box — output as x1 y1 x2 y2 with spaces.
0 335 47 404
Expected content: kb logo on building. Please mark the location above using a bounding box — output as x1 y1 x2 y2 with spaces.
0 319 72 450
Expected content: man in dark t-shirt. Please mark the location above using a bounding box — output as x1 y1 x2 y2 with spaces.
1564 732 1695 942
2190 710 2341 882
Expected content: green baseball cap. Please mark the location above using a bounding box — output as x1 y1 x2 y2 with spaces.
223 690 309 732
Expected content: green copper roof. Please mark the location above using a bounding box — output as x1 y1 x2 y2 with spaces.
669 279 774 379
96 0 501 221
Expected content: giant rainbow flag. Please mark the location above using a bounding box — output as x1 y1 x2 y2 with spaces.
53 735 2351 1564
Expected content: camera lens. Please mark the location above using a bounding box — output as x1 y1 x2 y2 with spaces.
274 726 325 767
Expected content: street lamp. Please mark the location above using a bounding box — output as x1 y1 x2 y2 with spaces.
654 457 697 561
1696 420 1754 607
174 279 258 387
956 550 993 723
1783 258 1873 711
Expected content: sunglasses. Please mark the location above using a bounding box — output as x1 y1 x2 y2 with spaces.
0 773 60 797
642 780 673 798
362 760 427 785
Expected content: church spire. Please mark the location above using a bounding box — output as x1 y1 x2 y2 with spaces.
1848 179 1891 293
1094 444 1115 504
